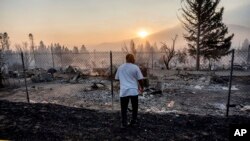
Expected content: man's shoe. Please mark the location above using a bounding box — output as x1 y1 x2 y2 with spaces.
128 120 139 127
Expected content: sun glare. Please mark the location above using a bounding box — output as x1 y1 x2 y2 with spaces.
138 30 149 38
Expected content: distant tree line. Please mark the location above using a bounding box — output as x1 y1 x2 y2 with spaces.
0 32 90 70
122 39 188 70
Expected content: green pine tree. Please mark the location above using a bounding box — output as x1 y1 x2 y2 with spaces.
180 0 234 70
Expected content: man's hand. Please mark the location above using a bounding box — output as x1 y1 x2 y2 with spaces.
138 79 144 95
138 86 143 95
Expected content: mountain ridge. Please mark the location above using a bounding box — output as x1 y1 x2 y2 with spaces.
89 24 250 51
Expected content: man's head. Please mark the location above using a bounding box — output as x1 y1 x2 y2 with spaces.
126 54 135 63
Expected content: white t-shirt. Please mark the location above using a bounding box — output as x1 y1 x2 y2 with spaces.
115 63 144 97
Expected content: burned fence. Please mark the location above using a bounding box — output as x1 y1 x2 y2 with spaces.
105 50 247 116
0 49 249 116
227 50 250 116
1 51 115 110
0 52 26 88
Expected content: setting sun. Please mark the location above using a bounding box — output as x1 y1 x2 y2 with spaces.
138 31 149 38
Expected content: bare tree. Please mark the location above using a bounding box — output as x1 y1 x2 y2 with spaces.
16 43 33 69
130 40 137 57
122 40 137 58
176 48 188 64
0 33 10 87
161 35 178 70
0 32 10 51
121 42 128 53
29 33 36 67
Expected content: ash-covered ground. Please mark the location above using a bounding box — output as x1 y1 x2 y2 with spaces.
1 100 250 141
1 72 249 116
1 71 250 140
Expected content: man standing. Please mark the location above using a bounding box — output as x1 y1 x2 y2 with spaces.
115 54 144 128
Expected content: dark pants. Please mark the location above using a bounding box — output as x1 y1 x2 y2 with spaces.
120 95 138 125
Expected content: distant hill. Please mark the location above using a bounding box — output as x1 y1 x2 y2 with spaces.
89 25 186 51
90 24 250 51
224 3 250 29
227 24 250 48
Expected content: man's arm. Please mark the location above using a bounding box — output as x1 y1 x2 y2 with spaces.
115 67 119 81
136 66 144 94
138 79 144 94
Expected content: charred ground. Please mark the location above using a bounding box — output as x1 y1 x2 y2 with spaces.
0 100 250 141
1 68 250 140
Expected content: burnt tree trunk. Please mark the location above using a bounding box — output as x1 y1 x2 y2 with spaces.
163 55 170 70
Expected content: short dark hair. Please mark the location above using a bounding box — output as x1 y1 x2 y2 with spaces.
126 54 135 63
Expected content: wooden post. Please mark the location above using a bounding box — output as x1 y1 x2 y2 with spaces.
21 51 30 103
226 49 235 117
110 51 114 110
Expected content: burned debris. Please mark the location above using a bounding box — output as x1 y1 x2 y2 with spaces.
0 49 249 117
91 82 106 90
30 68 53 83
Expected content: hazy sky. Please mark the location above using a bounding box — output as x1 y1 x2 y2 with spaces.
1 0 249 48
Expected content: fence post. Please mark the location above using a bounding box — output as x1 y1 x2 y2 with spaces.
21 51 30 103
110 51 114 110
226 49 235 117
248 45 250 64
51 46 55 68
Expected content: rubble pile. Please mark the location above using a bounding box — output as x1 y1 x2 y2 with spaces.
26 65 118 84
30 68 53 83
149 73 240 92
